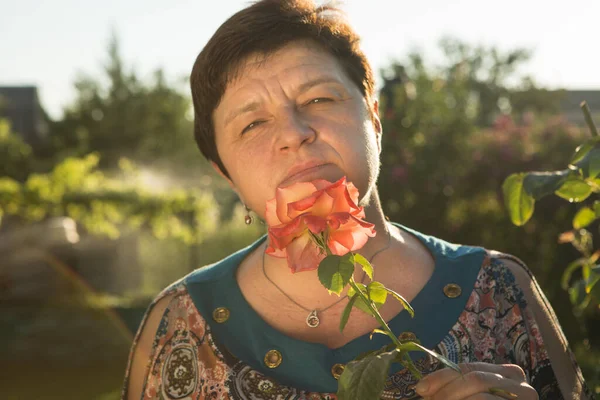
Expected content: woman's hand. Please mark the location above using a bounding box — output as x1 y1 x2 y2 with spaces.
414 362 539 399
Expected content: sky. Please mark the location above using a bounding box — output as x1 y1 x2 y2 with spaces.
1 0 599 119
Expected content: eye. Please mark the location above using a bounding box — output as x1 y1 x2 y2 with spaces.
241 120 265 135
305 97 333 106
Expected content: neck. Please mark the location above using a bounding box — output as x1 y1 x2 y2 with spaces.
261 189 394 309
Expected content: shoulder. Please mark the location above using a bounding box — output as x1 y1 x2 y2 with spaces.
484 250 535 286
183 237 266 285
122 281 210 399
479 250 550 312
479 251 596 399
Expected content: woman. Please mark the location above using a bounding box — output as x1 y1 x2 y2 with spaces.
122 1 594 399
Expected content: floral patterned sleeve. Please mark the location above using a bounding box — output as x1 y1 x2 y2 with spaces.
491 252 595 400
121 283 224 400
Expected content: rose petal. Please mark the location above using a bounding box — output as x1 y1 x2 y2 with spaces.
328 215 376 255
346 181 361 205
285 233 326 273
276 182 319 223
296 191 335 218
328 212 352 229
311 179 338 191
266 245 287 258
268 217 307 249
303 215 328 234
265 176 376 272
265 198 281 226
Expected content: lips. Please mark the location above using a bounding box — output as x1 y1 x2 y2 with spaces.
281 161 331 187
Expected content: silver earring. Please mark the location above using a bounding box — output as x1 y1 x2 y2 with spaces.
244 205 253 225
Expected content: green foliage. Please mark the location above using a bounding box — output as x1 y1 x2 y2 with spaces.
339 293 359 332
0 119 33 181
337 348 398 400
0 153 218 243
47 34 206 173
317 253 355 295
377 38 597 389
503 104 600 311
502 173 535 226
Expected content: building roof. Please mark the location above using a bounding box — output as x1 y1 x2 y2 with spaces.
0 85 48 145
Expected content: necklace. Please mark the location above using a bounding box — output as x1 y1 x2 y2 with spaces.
262 227 392 328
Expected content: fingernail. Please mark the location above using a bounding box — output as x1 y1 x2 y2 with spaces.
415 379 429 395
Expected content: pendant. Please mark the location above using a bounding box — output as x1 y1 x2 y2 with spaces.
306 310 320 328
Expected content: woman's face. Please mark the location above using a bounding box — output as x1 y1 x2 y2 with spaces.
212 40 381 218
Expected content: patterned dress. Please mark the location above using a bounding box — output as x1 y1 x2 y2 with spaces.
121 224 594 399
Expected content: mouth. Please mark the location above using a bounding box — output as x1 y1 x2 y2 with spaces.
280 162 332 187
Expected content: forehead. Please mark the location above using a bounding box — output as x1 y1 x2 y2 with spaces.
222 40 352 98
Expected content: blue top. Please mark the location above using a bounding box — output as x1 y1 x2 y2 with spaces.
184 223 486 393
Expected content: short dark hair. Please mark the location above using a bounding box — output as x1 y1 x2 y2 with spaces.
190 0 376 178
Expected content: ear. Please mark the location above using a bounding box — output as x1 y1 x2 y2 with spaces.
372 99 383 154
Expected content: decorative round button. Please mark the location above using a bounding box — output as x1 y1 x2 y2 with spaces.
398 331 417 342
443 283 462 298
264 350 283 369
212 307 230 323
331 363 345 380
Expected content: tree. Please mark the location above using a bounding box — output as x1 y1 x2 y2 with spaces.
49 34 207 174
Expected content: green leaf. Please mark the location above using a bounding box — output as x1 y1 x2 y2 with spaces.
573 207 597 229
347 283 373 315
318 253 355 295
366 281 388 306
502 173 535 226
561 258 587 290
398 341 461 374
594 201 600 217
523 170 570 200
339 294 359 332
588 148 600 179
555 177 593 203
353 297 375 315
347 282 367 298
570 136 600 165
337 349 399 400
385 288 415 317
354 343 396 362
568 279 591 309
570 141 600 178
353 253 373 280
369 328 388 340
585 270 600 294
583 263 591 282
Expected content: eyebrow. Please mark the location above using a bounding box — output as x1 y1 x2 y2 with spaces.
296 76 343 95
223 76 343 128
224 101 262 127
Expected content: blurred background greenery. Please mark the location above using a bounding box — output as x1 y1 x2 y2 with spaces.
1 36 599 399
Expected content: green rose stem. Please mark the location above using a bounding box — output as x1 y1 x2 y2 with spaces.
347 276 401 346
318 242 424 380
346 275 423 379
314 232 461 398
581 101 599 137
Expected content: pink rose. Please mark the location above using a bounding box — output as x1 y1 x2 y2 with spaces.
265 177 376 273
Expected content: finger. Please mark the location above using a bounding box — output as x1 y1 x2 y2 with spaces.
415 363 526 397
427 373 534 400
462 363 526 382
462 394 503 400
489 387 520 399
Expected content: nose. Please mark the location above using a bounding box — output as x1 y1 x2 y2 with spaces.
276 109 316 152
